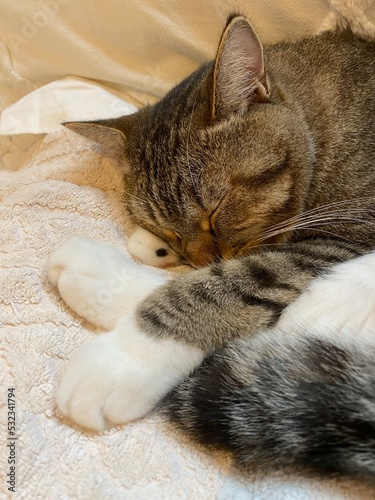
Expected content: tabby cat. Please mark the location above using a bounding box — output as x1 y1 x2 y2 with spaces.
50 15 375 482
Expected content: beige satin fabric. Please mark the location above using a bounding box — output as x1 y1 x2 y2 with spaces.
0 0 335 105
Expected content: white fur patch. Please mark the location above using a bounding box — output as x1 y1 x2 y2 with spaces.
279 251 375 345
127 226 181 268
48 236 169 330
56 312 204 431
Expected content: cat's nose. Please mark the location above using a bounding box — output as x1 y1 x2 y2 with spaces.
185 234 229 267
185 234 218 267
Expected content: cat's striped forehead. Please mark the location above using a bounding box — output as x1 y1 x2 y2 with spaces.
127 64 215 216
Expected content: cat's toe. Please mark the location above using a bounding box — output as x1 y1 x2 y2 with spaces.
48 236 127 285
57 366 108 431
56 335 164 430
48 237 79 286
56 332 129 431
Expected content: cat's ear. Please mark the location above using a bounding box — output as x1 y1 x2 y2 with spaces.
63 119 127 158
212 15 269 120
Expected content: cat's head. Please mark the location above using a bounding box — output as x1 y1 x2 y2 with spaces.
66 15 315 267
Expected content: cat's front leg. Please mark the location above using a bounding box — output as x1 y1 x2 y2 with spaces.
56 311 204 430
48 236 169 330
135 238 362 351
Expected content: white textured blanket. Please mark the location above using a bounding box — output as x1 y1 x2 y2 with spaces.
1 1 375 498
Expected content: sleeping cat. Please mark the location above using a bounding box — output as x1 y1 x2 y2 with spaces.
50 15 375 482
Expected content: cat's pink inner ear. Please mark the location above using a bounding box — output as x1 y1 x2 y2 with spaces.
212 16 269 120
64 121 127 160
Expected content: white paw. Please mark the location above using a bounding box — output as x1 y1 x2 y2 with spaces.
128 226 181 268
48 236 169 329
56 313 204 431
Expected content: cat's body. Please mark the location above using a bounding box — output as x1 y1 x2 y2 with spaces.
52 16 375 483
264 30 375 245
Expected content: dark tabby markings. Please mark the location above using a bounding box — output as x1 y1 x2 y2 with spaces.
210 263 224 277
139 308 165 330
190 281 221 305
247 262 278 287
165 335 375 483
288 255 324 275
235 290 286 317
241 260 300 293
306 338 351 381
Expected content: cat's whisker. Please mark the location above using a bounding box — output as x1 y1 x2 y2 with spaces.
248 231 354 253
260 204 375 239
290 225 358 244
261 217 355 238
264 207 375 235
259 217 375 243
123 190 149 204
300 197 375 214
265 198 375 230
245 225 359 255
